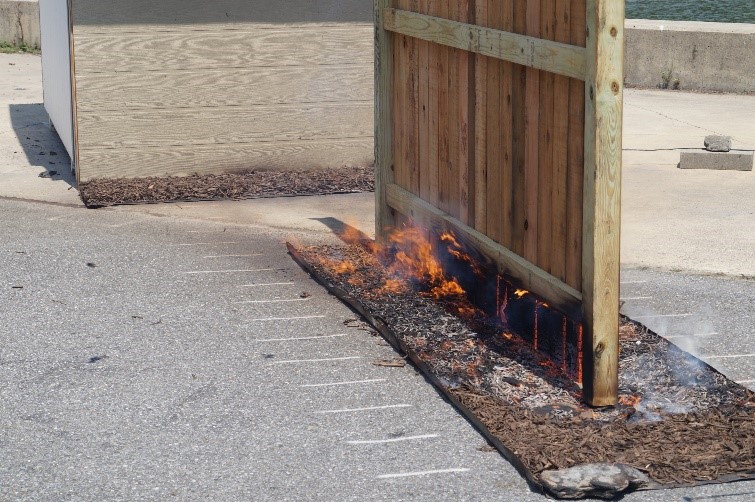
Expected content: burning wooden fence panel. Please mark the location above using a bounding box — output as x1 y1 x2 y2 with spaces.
374 0 623 406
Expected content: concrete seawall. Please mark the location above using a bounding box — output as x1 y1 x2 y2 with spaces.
0 0 39 48
2 1 753 93
624 20 755 94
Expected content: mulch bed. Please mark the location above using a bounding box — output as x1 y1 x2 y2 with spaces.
288 241 755 496
78 167 374 207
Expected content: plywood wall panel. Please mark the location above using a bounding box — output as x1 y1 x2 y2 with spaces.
77 103 372 149
77 139 374 182
72 27 373 74
75 66 373 112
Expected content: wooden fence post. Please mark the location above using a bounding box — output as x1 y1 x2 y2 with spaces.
375 0 396 242
582 0 624 406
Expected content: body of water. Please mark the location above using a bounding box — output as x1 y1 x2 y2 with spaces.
626 0 755 24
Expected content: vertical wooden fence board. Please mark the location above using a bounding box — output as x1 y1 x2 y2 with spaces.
418 0 431 203
485 1 502 243
523 0 541 264
537 0 555 274
436 1 451 214
473 1 488 234
392 19 407 190
447 4 461 220
582 0 624 406
455 0 472 226
566 0 586 290
510 0 528 258
375 0 395 239
499 1 515 250
427 0 440 208
550 0 572 282
409 0 421 196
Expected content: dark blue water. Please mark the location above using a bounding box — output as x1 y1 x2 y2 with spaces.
626 0 755 24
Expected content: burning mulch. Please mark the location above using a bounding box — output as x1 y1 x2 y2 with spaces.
78 166 374 207
288 238 755 498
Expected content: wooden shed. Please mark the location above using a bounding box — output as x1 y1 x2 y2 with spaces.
39 0 375 183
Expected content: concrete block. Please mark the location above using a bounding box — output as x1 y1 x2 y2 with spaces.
678 151 753 171
704 135 731 152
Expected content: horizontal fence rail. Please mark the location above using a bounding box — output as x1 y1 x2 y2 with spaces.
383 8 587 80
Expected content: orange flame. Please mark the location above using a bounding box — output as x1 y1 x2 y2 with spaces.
514 289 528 298
619 394 642 408
379 278 408 294
383 227 468 301
334 261 357 274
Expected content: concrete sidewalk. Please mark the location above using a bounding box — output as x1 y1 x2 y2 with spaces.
2 53 755 501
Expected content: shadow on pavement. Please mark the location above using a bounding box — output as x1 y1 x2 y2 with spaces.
8 103 75 188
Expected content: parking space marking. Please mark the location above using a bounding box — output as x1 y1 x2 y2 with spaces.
376 468 470 479
632 313 693 319
256 333 348 342
183 268 274 274
301 378 386 388
703 354 755 360
203 254 262 259
736 379 754 384
172 241 240 246
620 296 653 301
620 280 647 284
240 282 295 287
249 315 326 322
235 298 311 304
316 404 412 414
272 356 362 364
664 332 718 339
346 434 438 445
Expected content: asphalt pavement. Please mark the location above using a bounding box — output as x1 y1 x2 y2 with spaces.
1 52 755 501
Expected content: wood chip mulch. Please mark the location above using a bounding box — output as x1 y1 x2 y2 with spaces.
78 166 374 207
289 242 755 492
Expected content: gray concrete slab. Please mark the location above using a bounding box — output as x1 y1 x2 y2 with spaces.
2 53 755 501
679 151 753 171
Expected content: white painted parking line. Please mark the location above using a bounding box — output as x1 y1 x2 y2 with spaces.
272 356 362 365
347 434 439 445
235 298 311 304
183 268 274 274
703 354 755 360
736 379 755 384
203 254 262 259
376 468 470 479
172 241 240 246
316 404 412 414
240 282 295 287
620 296 653 301
301 378 386 388
620 280 647 284
632 313 693 319
664 332 718 339
256 333 348 342
249 315 326 322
